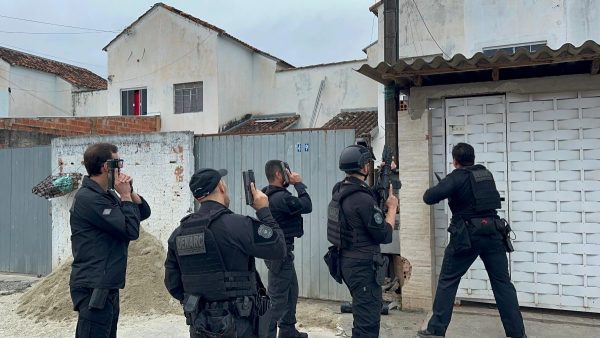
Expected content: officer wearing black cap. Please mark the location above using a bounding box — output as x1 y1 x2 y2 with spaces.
164 168 287 338
262 161 312 338
417 143 526 338
326 145 398 338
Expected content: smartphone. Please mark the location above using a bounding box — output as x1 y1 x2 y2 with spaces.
242 170 255 205
280 161 291 185
106 159 123 190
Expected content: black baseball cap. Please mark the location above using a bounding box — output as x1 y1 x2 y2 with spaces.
189 168 228 199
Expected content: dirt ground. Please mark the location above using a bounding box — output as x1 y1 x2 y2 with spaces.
4 282 600 338
0 284 418 338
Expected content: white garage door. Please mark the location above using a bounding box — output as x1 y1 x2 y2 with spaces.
444 95 510 301
507 92 600 312
434 92 600 312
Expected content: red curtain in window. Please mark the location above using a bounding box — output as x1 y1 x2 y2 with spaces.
133 90 141 116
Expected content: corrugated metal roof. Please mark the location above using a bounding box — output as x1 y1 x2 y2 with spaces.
357 40 600 90
322 109 377 137
103 3 294 69
220 114 300 135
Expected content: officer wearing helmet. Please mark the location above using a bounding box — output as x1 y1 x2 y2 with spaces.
326 145 398 338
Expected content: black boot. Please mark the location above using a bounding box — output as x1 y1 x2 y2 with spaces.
417 329 445 338
278 327 308 338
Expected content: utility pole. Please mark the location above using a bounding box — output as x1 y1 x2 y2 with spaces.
383 0 399 161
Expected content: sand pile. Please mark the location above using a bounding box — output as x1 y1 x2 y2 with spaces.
17 229 181 322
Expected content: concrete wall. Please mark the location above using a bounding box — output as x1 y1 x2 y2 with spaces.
0 129 54 148
105 7 220 134
72 90 108 116
250 51 279 116
398 0 464 58
216 37 255 127
50 132 195 268
8 66 73 117
0 59 9 117
399 73 600 310
271 61 378 129
397 0 600 59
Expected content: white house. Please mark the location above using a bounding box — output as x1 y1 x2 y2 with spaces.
0 46 107 118
102 3 379 135
361 0 600 313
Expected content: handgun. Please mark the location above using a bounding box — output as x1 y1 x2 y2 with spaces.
242 170 255 205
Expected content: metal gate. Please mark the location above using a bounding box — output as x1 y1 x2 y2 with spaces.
195 129 355 301
431 92 600 312
0 146 52 276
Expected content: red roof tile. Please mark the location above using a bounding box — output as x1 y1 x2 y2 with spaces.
221 114 300 135
322 110 378 137
0 46 107 90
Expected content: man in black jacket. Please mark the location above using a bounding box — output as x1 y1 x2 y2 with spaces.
164 168 287 337
262 160 312 338
417 142 526 338
69 143 151 338
327 145 398 338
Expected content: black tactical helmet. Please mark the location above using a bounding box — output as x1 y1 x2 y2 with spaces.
339 145 373 172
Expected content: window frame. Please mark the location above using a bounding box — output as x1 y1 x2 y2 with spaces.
120 87 148 116
173 81 203 114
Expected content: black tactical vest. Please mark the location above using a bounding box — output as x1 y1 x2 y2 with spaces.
265 188 304 239
175 210 257 301
327 180 376 249
461 165 502 212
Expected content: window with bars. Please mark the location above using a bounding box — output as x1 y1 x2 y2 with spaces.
174 82 203 114
121 88 147 116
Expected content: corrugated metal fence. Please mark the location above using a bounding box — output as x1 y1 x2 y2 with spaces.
196 129 355 301
0 146 52 276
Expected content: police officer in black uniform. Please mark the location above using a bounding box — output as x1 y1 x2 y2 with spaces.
327 145 398 338
69 143 151 338
262 160 312 338
164 168 287 337
417 143 526 338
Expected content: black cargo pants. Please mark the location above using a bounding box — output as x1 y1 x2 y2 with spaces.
340 256 382 338
266 245 299 338
70 287 120 338
427 233 526 337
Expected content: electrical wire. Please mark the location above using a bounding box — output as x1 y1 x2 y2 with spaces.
0 14 120 33
411 0 450 58
0 29 106 35
0 43 104 68
0 73 74 115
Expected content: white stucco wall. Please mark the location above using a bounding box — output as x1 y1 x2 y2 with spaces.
105 7 220 134
269 61 378 129
398 0 464 58
250 52 279 116
216 37 255 127
50 132 195 269
8 66 73 117
0 59 9 117
398 0 600 59
72 90 108 116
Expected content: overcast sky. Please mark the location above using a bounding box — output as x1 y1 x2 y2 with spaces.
0 0 378 77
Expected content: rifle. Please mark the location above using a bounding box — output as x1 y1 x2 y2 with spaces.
377 145 393 213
